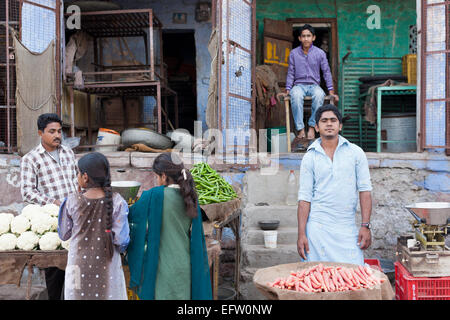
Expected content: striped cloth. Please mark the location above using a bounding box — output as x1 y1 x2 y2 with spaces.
20 143 78 205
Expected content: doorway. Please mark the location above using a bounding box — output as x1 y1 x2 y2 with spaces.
288 19 338 94
162 30 197 134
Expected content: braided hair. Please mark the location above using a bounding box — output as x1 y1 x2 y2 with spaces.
152 153 198 218
77 152 114 260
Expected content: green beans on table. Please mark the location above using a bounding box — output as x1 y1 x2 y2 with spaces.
190 162 237 205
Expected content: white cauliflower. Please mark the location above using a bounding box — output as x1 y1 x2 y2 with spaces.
21 204 43 220
41 203 60 217
30 213 54 235
0 233 18 250
11 215 31 235
16 231 39 250
61 239 70 250
0 213 15 235
49 216 58 232
38 232 61 250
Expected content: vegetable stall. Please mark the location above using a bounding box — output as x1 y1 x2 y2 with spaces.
0 204 68 300
191 162 242 300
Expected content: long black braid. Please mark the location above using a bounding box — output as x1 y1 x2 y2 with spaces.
152 153 198 218
78 152 114 260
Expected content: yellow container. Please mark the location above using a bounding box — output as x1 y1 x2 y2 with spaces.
402 54 417 84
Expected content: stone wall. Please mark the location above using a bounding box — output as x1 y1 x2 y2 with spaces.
1 150 449 278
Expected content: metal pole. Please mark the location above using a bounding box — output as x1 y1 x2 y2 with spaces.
157 82 162 133
55 0 61 116
420 0 427 151
6 0 11 152
149 10 154 81
70 87 75 137
87 94 92 145
377 89 382 152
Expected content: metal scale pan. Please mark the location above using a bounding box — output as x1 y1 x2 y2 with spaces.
398 202 450 276
404 202 450 225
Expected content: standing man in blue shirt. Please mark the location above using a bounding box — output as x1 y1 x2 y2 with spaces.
286 24 339 142
297 104 372 265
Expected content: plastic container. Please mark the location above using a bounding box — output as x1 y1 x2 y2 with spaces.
218 286 237 300
395 261 450 300
266 127 285 152
402 54 417 84
364 258 382 272
272 132 296 153
264 231 277 249
285 170 297 205
96 128 120 153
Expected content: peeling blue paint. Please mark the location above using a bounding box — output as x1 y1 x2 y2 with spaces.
424 173 450 193
278 158 301 171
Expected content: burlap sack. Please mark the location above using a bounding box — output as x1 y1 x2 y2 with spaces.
253 261 394 300
0 251 67 286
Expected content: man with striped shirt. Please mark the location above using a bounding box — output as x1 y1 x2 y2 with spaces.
20 113 78 300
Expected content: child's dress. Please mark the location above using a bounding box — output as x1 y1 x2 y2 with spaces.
58 192 130 300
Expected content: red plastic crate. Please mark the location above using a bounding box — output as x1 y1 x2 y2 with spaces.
395 261 450 300
364 258 382 272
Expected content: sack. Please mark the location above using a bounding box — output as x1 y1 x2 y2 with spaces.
253 261 394 300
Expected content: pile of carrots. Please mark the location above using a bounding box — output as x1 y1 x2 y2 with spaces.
268 263 385 293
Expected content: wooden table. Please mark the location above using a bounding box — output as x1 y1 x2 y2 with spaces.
210 209 241 300
0 250 67 300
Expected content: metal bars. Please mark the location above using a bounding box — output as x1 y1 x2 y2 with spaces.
215 0 256 155
420 0 450 151
0 0 60 153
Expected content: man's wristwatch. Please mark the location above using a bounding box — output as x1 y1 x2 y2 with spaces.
361 222 371 230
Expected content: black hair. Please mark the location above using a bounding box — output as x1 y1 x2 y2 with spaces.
77 152 114 260
299 24 316 36
37 113 62 131
152 153 198 219
315 104 343 124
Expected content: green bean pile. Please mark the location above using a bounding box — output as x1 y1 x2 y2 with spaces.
190 162 238 205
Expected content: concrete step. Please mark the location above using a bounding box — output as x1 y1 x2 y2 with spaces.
239 267 267 300
242 205 298 229
241 244 299 269
244 227 298 246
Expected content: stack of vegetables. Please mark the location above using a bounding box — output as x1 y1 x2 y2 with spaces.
0 204 70 251
190 162 238 205
268 263 385 293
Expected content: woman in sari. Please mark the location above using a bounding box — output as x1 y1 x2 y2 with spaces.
126 153 212 300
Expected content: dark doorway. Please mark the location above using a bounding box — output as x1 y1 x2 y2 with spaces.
162 30 197 134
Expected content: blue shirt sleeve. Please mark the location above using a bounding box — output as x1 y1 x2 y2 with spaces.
355 147 373 192
112 197 130 253
298 152 314 202
57 197 73 241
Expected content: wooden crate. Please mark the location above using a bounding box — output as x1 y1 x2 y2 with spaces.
402 54 417 84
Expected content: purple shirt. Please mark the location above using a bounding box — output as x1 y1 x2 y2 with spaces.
286 45 334 92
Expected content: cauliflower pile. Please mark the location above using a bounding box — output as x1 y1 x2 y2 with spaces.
0 203 69 251
0 213 14 235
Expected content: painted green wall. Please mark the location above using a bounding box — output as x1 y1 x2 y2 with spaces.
256 0 417 60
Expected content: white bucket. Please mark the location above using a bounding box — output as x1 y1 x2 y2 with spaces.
264 231 278 249
96 128 121 153
271 132 295 153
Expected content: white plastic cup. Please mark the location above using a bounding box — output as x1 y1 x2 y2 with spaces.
264 231 278 249
407 239 419 248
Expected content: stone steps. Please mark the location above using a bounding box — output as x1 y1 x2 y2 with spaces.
241 244 299 269
242 204 298 229
239 204 300 299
